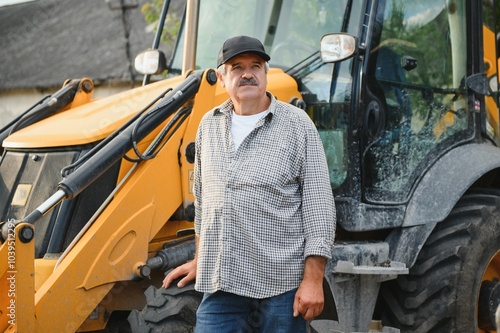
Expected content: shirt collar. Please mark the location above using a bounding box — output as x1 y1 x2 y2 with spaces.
214 92 276 118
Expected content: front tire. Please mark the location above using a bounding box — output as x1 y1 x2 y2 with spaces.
128 283 202 333
382 189 500 332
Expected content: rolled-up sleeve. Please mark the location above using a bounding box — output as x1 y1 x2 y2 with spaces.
193 121 203 236
300 118 336 259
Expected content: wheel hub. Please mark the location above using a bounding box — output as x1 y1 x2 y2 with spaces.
478 279 500 330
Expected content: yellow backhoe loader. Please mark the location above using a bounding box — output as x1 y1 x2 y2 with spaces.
1 0 500 332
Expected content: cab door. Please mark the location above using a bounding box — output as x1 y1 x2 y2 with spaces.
361 0 473 203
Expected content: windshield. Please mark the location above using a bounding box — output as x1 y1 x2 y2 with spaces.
166 0 364 191
170 0 352 71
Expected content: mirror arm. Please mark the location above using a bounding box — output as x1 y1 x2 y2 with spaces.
143 0 172 85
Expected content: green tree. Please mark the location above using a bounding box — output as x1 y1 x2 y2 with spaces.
141 0 181 45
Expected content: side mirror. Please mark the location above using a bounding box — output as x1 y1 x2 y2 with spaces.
489 75 499 106
134 49 167 75
489 75 498 94
402 55 418 71
320 33 357 63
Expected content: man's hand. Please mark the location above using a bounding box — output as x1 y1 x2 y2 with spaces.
162 259 197 289
293 256 326 320
163 236 199 289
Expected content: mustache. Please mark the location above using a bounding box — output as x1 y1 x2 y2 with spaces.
238 78 258 86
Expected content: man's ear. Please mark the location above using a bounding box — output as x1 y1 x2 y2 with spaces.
215 71 225 87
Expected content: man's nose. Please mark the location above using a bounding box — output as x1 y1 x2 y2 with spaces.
241 68 254 78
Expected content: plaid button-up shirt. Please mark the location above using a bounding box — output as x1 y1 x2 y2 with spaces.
194 93 336 298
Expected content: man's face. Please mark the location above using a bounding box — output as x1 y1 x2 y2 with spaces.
218 53 267 103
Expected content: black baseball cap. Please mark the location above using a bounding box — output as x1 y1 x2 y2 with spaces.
217 35 271 68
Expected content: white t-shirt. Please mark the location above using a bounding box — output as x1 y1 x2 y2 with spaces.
231 110 269 150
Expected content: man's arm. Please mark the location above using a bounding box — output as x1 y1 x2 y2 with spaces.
293 255 327 320
163 122 203 289
162 235 199 288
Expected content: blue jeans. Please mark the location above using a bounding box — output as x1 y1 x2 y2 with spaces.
195 289 307 333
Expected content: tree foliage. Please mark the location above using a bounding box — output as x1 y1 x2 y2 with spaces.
141 0 181 45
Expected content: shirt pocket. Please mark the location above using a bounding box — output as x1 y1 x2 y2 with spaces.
239 139 300 188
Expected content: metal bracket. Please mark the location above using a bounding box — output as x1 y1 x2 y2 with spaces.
333 260 408 275
311 242 407 333
467 72 489 97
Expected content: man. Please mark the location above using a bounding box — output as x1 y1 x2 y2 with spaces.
163 35 335 332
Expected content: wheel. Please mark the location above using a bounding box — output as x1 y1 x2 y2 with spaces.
381 189 500 332
91 311 132 333
128 283 202 333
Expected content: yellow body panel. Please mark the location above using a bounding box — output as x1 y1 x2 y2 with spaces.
483 25 500 140
0 224 35 332
3 77 184 149
32 125 187 331
34 258 57 291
